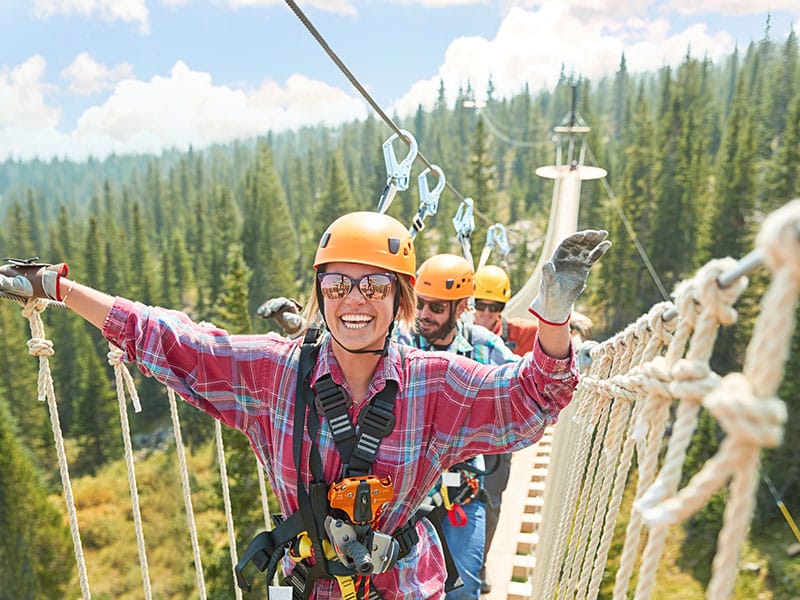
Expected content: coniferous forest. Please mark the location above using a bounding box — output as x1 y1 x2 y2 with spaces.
1 24 799 599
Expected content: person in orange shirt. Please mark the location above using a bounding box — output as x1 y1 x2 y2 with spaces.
473 265 538 356
473 265 594 356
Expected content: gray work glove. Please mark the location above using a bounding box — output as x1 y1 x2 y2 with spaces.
528 230 611 325
0 258 69 302
256 297 305 335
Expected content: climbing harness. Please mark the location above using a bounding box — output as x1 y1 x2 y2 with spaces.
235 327 462 598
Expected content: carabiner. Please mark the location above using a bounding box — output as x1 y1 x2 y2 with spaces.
452 198 475 269
410 165 445 238
377 129 418 214
478 223 511 269
452 197 475 240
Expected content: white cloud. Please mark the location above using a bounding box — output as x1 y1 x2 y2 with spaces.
667 0 800 17
33 0 150 33
390 0 487 7
391 3 735 115
1 59 368 160
0 55 61 130
62 53 135 95
66 62 367 155
226 0 358 17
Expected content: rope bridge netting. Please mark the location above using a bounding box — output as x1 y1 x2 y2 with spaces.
11 198 800 599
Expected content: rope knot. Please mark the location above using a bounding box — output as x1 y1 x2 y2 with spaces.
638 357 673 402
648 302 677 344
696 258 748 327
705 373 786 448
21 298 48 319
108 346 125 366
757 199 800 281
673 279 698 328
27 337 54 357
668 359 719 404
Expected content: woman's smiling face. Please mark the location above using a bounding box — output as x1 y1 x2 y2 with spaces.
320 262 396 352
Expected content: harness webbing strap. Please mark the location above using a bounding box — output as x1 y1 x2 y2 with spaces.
293 330 357 597
314 375 355 452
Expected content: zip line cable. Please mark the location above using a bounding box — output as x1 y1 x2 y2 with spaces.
470 104 546 149
585 144 671 302
282 0 500 228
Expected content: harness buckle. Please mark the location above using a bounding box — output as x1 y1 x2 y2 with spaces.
357 403 395 437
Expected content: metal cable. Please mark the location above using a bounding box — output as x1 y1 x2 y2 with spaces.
585 144 671 302
282 0 505 226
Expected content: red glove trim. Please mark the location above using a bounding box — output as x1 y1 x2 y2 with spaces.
528 306 570 327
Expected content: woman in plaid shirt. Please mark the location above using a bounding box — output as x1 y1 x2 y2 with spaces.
0 212 609 599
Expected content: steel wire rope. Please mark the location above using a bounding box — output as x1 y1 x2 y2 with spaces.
584 144 671 302
282 0 499 229
469 104 546 149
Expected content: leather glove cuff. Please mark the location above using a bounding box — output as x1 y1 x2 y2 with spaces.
0 260 68 301
528 299 572 326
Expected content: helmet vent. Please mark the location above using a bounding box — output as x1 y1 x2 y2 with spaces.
445 279 455 290
388 238 400 255
320 232 331 248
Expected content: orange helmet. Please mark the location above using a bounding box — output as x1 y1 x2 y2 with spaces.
474 265 512 303
415 254 474 300
314 212 416 282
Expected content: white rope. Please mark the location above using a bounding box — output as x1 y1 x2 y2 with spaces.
107 345 142 413
215 419 243 600
108 343 152 599
167 388 207 599
536 342 613 598
613 300 695 599
640 199 799 599
569 332 638 599
585 309 672 600
634 257 746 600
21 299 92 599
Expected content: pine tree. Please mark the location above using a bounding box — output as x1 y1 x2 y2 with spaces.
130 202 156 305
0 397 74 597
210 244 252 334
316 152 357 239
241 142 299 315
71 332 122 474
599 86 656 331
766 90 800 207
0 303 52 465
466 117 497 258
699 76 759 378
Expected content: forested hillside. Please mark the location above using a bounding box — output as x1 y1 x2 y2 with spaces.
1 25 798 598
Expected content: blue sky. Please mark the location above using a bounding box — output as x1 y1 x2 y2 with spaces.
0 0 797 162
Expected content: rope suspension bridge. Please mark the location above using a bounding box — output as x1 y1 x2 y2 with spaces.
10 108 800 597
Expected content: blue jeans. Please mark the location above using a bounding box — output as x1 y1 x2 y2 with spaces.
442 498 486 600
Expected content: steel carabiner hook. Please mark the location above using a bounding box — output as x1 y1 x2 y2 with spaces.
410 165 445 238
377 129 419 214
452 198 475 269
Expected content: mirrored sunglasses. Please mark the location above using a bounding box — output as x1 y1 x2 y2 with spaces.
417 297 449 315
317 272 396 301
475 300 504 313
